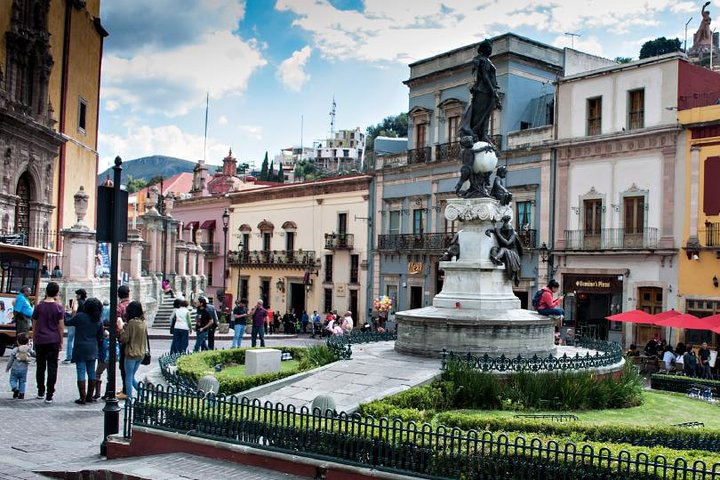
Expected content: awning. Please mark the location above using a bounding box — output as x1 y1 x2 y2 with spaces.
653 313 711 330
653 310 681 322
605 309 655 324
183 221 199 230
200 219 216 230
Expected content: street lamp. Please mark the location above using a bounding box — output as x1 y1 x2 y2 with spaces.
221 208 230 310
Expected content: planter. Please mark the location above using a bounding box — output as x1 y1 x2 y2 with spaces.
218 323 230 334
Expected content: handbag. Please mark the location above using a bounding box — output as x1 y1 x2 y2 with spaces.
141 336 151 365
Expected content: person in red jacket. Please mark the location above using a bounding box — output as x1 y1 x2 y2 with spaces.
537 280 564 317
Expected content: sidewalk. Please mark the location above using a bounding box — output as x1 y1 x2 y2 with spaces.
147 327 301 341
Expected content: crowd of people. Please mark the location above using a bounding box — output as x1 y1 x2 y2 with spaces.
626 334 715 379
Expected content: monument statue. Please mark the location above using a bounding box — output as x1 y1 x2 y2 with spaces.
486 215 523 287
693 2 713 48
490 166 512 206
441 230 461 261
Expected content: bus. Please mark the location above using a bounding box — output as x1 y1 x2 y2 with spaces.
0 243 51 355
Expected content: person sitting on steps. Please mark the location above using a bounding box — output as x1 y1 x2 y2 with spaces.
536 280 565 320
161 279 174 298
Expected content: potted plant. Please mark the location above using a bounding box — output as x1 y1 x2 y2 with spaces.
217 311 230 334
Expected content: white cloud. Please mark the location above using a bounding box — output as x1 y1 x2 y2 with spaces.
102 31 267 117
218 115 228 125
551 34 606 58
238 125 264 140
105 100 119 112
277 46 313 91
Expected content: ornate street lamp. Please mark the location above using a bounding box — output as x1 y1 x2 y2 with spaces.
221 208 230 310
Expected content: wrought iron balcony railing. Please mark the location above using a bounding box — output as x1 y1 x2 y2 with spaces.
407 147 431 165
200 242 219 256
435 142 462 162
702 222 720 247
564 228 658 250
324 233 354 250
227 249 319 270
518 229 537 249
377 233 453 252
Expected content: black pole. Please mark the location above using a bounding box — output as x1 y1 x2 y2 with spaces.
101 156 123 456
223 223 228 308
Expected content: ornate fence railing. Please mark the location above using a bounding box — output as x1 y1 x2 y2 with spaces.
441 338 623 373
376 233 453 252
564 228 658 250
124 382 720 479
326 330 398 359
227 249 319 270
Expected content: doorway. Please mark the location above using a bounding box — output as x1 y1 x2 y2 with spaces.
575 293 610 340
410 286 423 309
290 282 306 317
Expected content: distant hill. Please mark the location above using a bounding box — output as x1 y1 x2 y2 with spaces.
98 155 197 183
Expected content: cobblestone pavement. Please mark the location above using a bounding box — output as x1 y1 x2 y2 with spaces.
0 335 322 479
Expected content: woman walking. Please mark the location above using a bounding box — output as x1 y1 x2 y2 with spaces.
170 299 191 354
119 301 148 399
64 297 103 404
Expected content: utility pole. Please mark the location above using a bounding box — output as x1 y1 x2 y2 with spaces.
564 32 581 49
685 17 693 52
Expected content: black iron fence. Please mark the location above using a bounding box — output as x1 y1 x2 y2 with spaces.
518 229 537 249
200 242 219 256
564 228 658 250
442 338 623 373
703 222 720 247
377 233 452 252
435 142 461 162
124 383 720 479
407 146 431 165
324 233 354 250
227 249 319 270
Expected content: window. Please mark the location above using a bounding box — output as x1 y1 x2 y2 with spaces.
623 196 645 234
324 288 333 314
388 211 400 235
516 201 532 230
350 254 359 283
448 116 460 143
638 287 663 314
583 199 602 235
704 157 720 215
338 212 348 235
324 254 333 282
262 233 271 251
240 277 248 302
78 97 88 132
416 123 427 148
207 261 213 286
520 121 531 130
413 209 425 234
587 97 602 136
386 284 398 311
349 289 358 320
285 231 295 251
628 89 644 130
261 279 270 308
242 233 250 251
343 149 349 157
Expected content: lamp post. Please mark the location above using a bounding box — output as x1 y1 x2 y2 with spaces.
221 208 230 310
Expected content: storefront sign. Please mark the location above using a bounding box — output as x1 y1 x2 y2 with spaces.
563 274 623 294
408 262 423 274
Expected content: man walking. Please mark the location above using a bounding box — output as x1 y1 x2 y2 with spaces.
116 285 131 400
250 300 267 347
193 298 213 352
204 297 219 350
32 282 64 403
231 299 248 348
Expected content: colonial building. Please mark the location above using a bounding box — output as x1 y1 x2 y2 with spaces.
226 175 371 322
315 127 366 173
552 53 720 345
371 33 612 315
678 103 720 346
0 0 106 252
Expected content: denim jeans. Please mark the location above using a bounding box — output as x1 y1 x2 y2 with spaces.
9 362 29 394
124 357 142 398
251 325 265 347
64 326 75 360
193 330 208 352
170 329 189 354
35 343 60 399
75 359 97 381
537 308 565 317
232 324 246 348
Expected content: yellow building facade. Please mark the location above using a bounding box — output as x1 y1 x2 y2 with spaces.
0 0 105 252
679 104 720 345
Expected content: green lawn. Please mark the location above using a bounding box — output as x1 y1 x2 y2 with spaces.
215 359 300 378
453 390 720 428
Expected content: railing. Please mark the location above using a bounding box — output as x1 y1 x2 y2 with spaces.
324 233 354 250
200 242 219 256
227 249 319 269
407 146 431 165
377 233 453 252
0 228 57 249
441 338 623 373
124 382 720 479
435 142 461 162
518 229 536 249
703 222 720 247
325 330 398 359
564 228 658 250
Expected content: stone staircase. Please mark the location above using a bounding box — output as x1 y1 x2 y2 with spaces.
152 293 179 330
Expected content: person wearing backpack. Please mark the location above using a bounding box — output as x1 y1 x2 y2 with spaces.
535 280 565 318
6 332 33 399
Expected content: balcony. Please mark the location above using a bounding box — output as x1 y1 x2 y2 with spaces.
564 228 659 251
377 233 453 253
702 222 720 247
227 249 319 270
435 142 461 162
325 233 354 250
200 242 219 256
518 229 537 249
407 147 431 165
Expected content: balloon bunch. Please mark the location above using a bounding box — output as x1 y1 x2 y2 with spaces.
373 295 393 313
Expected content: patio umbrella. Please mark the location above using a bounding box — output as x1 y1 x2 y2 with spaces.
653 313 713 330
653 310 681 322
605 309 656 324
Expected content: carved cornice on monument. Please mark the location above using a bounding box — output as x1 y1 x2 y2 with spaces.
444 198 513 223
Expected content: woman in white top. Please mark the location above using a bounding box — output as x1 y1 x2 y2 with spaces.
341 311 354 334
661 345 676 372
170 299 192 354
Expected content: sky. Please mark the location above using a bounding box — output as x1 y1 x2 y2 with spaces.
97 0 719 170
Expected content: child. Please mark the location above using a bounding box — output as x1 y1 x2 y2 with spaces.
6 333 33 399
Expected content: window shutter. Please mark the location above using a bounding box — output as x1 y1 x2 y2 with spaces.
704 157 720 215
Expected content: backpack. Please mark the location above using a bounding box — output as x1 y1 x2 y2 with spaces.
15 345 30 363
531 289 544 309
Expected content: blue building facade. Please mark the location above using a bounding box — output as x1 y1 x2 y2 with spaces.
369 33 565 316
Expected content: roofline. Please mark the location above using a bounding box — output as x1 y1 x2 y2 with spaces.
558 52 686 83
227 174 373 200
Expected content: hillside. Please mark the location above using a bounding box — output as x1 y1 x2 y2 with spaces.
98 155 197 183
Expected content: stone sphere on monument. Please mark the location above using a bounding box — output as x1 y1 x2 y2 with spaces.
471 141 497 174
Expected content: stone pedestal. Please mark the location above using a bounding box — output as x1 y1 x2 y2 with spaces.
121 230 145 280
60 228 97 281
245 349 281 376
395 197 555 358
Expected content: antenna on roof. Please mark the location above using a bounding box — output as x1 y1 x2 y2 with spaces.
564 32 582 49
203 92 209 163
329 95 336 137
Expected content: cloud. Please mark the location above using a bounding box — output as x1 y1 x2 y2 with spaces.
277 46 313 91
102 31 267 116
551 35 606 58
275 0 699 63
238 125 264 140
218 115 228 125
101 0 245 55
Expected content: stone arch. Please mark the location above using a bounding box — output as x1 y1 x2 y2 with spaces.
257 219 274 232
239 223 252 233
281 221 297 232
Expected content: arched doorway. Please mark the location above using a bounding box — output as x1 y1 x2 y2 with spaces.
14 171 33 234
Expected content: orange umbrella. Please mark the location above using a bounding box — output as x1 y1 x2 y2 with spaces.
606 309 655 324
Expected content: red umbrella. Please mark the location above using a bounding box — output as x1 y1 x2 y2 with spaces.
654 313 712 330
606 309 656 324
700 313 720 329
653 310 681 322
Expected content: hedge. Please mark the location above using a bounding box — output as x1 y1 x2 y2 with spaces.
650 374 720 394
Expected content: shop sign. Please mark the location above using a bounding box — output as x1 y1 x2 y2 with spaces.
408 262 423 274
563 274 623 293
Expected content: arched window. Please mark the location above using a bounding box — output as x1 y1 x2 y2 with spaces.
15 171 33 233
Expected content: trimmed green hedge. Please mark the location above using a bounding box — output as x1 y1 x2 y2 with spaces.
650 374 720 394
175 345 336 395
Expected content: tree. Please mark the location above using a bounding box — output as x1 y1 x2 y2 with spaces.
365 112 409 153
260 152 269 180
236 163 250 176
276 163 285 183
125 176 148 193
267 160 274 182
614 57 632 64
639 37 681 59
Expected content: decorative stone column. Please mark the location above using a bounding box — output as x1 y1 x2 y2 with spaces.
60 186 96 281
121 229 145 280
